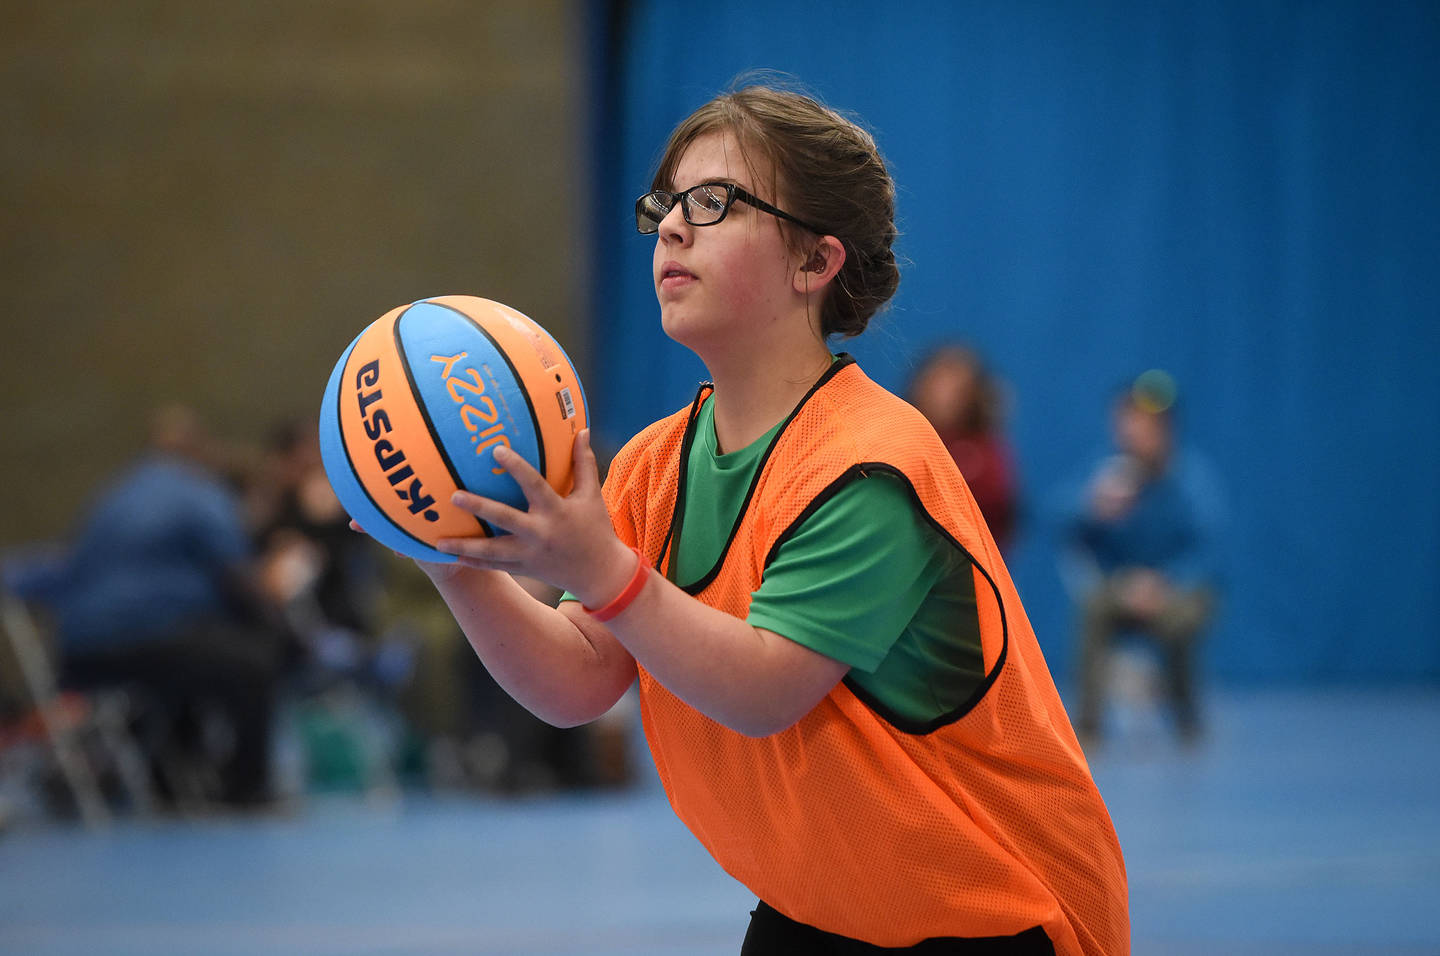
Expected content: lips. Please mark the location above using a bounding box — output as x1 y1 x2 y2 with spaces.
658 261 696 290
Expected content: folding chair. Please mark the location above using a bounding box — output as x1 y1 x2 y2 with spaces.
0 587 157 825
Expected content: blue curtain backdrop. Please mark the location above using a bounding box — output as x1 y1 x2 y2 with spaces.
588 0 1440 684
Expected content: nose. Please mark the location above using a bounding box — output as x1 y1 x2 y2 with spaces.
658 200 691 245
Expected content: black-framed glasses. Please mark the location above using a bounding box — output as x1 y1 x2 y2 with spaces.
635 181 826 236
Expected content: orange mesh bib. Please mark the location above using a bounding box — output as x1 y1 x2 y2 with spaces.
602 359 1129 953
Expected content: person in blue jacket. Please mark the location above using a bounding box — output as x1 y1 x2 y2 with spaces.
1062 371 1226 746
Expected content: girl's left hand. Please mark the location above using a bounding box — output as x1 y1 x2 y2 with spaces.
436 429 633 605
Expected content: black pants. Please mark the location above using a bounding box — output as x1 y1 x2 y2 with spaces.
741 902 1056 955
63 619 280 804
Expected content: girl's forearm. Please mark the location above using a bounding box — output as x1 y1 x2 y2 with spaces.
598 566 848 737
428 566 637 727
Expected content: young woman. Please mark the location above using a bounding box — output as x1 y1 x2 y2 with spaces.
406 84 1128 954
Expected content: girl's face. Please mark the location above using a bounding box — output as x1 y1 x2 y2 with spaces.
651 130 802 354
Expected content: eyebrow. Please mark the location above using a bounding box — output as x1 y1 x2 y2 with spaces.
669 176 741 192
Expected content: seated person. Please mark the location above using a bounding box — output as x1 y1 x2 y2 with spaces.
49 406 282 807
1060 371 1225 746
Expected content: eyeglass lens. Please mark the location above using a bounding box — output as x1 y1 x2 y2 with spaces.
635 183 734 233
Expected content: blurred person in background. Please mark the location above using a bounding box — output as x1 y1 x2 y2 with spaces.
1059 371 1226 748
251 418 382 686
43 405 283 808
906 344 1020 550
251 418 433 797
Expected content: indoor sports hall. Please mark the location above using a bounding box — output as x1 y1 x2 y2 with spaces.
2 3 1436 954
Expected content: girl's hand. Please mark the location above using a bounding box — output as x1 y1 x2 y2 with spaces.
436 430 633 605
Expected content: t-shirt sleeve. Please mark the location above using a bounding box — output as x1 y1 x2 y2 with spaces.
745 471 953 673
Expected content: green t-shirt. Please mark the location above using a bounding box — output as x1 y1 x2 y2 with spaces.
672 396 985 725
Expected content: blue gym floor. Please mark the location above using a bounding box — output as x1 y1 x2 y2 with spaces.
2 687 1438 955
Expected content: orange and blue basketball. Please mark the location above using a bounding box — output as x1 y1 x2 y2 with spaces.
318 294 588 562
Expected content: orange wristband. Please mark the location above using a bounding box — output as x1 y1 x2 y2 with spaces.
582 547 650 622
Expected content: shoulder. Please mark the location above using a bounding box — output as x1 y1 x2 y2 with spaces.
1172 446 1227 515
798 362 941 462
759 364 980 535
602 397 705 520
610 400 700 471
134 456 237 510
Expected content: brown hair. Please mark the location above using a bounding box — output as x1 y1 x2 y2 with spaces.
651 82 900 338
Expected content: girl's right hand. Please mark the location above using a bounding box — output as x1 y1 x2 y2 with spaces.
434 429 632 606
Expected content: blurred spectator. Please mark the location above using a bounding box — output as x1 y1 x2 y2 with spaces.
247 418 428 796
251 418 382 686
42 405 283 807
906 345 1020 549
1059 371 1226 747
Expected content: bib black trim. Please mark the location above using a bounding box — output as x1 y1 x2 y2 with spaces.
762 461 1009 736
665 355 856 594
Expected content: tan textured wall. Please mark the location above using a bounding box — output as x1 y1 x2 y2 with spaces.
1 1 588 545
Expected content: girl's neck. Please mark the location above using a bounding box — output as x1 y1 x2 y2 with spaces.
704 338 833 454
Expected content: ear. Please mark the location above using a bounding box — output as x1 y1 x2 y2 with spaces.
792 235 847 294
